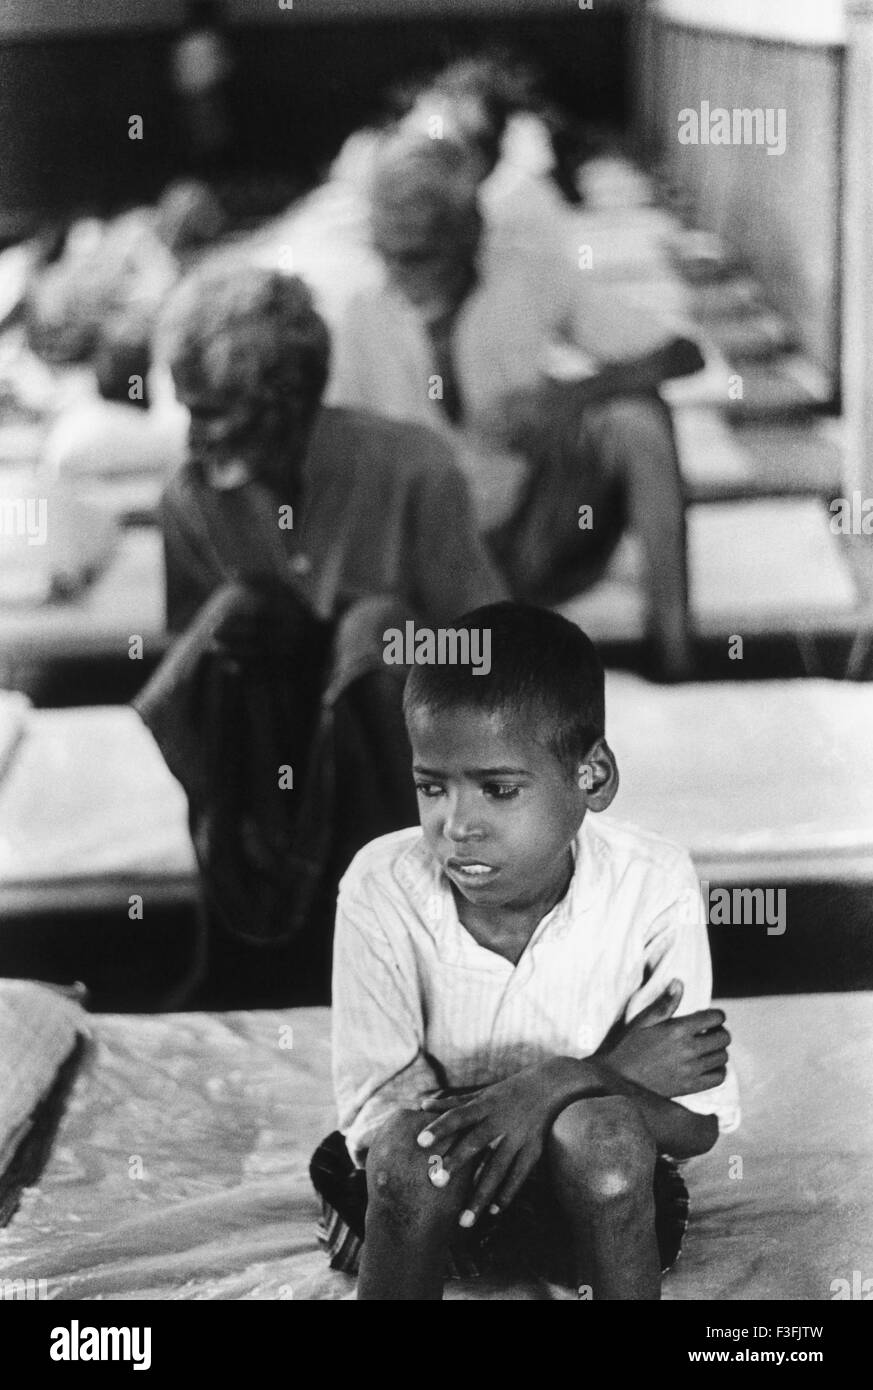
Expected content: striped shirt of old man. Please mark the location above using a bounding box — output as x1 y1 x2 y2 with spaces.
332 814 741 1167
326 224 674 535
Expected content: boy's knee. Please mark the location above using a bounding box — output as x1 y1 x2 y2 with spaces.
549 1097 655 1203
366 1110 425 1187
365 1110 456 1231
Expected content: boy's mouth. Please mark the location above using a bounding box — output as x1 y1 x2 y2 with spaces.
445 859 499 885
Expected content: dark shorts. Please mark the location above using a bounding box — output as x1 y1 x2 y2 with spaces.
310 1128 689 1287
486 390 682 608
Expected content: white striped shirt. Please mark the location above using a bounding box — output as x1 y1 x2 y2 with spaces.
332 815 741 1165
326 231 671 532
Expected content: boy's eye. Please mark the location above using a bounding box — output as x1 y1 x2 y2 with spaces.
483 784 520 800
415 782 445 799
414 781 521 801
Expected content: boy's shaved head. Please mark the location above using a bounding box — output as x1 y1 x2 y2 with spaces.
403 602 605 773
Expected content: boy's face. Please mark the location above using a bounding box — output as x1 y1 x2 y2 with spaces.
408 703 615 916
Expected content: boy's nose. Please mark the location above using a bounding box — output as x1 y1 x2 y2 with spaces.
443 794 484 843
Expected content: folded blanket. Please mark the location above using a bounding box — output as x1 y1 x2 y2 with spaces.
0 691 29 784
0 981 89 1188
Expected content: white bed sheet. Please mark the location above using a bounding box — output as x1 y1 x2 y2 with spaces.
1 995 870 1301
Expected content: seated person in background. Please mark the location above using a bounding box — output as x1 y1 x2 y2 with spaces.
324 54 529 196
143 262 506 994
401 54 575 253
158 261 505 638
41 313 188 485
36 180 224 487
328 135 705 680
312 602 739 1299
329 52 580 239
92 315 153 411
153 178 226 264
417 53 604 208
252 53 569 334
170 0 234 176
26 208 177 367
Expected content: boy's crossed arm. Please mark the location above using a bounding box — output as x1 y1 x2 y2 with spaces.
416 981 728 1229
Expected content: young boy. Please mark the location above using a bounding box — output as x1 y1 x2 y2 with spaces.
311 603 739 1299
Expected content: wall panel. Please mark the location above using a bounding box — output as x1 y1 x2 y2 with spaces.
640 18 842 386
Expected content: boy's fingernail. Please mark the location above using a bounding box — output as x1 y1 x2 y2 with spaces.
429 1165 451 1189
417 1130 434 1147
488 1204 500 1215
459 1210 476 1228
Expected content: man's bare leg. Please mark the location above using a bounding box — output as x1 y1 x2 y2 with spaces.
584 394 693 681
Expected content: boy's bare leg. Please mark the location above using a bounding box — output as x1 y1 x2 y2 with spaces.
357 1110 474 1301
583 395 693 681
548 1095 661 1300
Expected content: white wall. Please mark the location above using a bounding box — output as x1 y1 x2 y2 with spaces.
656 0 846 46
643 16 843 381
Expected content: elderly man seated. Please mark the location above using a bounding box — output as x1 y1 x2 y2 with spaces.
142 262 505 999
158 261 505 637
328 133 705 680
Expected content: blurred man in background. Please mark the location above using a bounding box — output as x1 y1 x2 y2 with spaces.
329 134 705 680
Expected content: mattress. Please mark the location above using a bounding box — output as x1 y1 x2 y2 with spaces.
1 995 870 1300
0 705 196 916
0 526 166 668
604 674 873 883
560 498 861 643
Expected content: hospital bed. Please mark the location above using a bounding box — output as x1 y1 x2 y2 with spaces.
0 700 195 919
674 408 843 503
0 527 167 688
560 496 871 676
1 482 865 687
1 985 870 1300
2 672 872 928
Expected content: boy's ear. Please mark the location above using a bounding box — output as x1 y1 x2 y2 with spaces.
576 738 619 812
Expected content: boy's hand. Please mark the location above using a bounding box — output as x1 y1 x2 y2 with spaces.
416 1059 593 1227
418 1084 485 1108
600 980 731 1096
